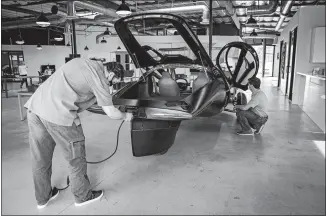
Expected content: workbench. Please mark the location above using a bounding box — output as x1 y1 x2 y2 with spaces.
1 75 49 98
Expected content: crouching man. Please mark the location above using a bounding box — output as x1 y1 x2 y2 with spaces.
235 77 268 135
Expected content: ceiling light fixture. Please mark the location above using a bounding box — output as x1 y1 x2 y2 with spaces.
36 12 50 27
36 43 42 50
117 46 121 50
100 37 107 43
84 45 89 51
15 35 24 45
66 42 71 46
54 34 63 41
246 15 257 25
116 0 131 17
51 5 58 14
103 28 111 35
250 29 258 36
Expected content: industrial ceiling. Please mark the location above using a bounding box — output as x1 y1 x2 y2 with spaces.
1 0 325 37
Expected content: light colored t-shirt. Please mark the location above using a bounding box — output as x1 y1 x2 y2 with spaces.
247 89 268 112
18 65 28 75
24 58 112 126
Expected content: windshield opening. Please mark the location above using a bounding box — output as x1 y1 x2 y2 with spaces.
126 17 199 64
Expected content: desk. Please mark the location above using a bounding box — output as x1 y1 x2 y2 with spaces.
17 92 33 121
2 75 46 98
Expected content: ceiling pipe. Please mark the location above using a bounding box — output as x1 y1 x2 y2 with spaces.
134 5 210 25
246 0 278 15
73 1 118 18
2 0 116 30
275 0 294 31
214 1 241 29
2 16 67 29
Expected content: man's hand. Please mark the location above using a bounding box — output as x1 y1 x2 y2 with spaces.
102 106 133 121
124 112 133 122
102 106 125 120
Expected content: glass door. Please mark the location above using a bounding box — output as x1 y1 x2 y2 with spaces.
252 45 264 77
264 46 275 77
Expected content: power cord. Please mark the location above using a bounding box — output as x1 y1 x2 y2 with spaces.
57 120 125 191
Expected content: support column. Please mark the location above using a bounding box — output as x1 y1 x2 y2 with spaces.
208 0 213 59
262 38 266 77
72 20 77 57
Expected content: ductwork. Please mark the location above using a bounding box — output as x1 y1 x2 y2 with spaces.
275 0 294 31
2 16 68 30
246 0 278 15
214 1 241 29
73 1 118 18
135 5 210 25
2 0 116 30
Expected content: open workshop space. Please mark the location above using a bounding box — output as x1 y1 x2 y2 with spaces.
1 0 325 215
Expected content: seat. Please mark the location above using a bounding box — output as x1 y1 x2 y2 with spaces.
192 72 210 92
158 71 180 97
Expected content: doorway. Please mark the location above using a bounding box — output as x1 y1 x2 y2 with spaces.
253 44 276 77
285 27 298 101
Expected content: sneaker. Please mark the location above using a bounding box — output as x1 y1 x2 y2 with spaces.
75 190 104 207
37 187 60 209
236 130 253 135
255 123 266 134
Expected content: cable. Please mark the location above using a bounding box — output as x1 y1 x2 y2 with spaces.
87 120 124 164
57 120 125 191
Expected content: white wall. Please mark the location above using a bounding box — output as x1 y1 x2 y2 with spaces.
72 25 242 61
273 6 325 102
273 5 325 131
296 6 326 74
274 9 300 94
1 44 71 77
2 25 242 78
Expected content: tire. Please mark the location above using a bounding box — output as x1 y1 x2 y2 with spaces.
236 92 247 105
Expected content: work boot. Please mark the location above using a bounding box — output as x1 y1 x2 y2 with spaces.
255 123 266 134
75 190 104 207
37 187 60 209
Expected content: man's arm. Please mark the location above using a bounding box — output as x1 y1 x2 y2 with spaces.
235 98 259 110
102 106 133 121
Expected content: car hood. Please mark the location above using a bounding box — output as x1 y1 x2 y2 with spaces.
114 13 214 69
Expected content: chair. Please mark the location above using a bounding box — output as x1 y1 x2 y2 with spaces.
158 71 180 97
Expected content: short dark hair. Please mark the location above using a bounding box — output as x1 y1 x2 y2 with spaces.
248 77 261 89
104 62 124 80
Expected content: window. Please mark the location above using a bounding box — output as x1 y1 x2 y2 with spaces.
116 54 121 63
1 51 24 77
125 54 130 71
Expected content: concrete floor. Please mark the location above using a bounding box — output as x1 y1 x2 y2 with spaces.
1 77 325 215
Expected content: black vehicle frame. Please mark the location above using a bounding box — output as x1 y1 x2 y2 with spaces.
90 13 260 157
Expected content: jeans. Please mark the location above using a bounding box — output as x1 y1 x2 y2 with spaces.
20 75 28 88
27 110 92 205
236 107 268 132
